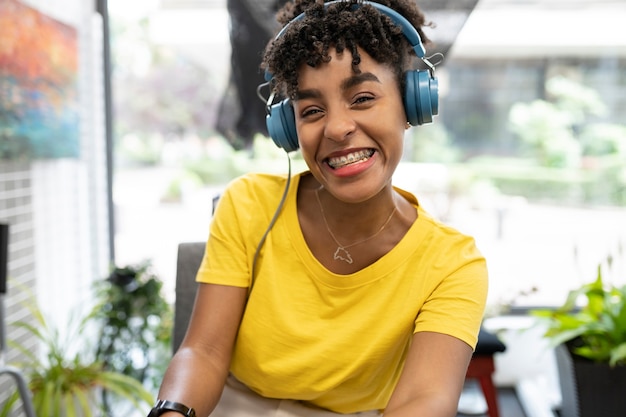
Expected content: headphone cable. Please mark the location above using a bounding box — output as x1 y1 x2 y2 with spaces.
249 152 292 293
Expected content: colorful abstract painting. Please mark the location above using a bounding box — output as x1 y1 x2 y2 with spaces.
0 0 79 159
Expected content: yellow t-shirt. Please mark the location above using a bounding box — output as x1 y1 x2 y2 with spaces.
197 172 488 414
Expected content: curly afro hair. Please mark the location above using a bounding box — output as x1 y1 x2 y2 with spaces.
262 0 433 99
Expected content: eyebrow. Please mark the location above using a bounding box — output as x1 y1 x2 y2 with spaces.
341 72 381 90
294 72 381 101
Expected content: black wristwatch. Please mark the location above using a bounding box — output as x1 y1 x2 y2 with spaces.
147 399 197 417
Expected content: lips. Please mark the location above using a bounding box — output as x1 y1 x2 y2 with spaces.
326 149 375 169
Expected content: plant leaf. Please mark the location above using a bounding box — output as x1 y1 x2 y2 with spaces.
0 391 19 417
63 391 77 417
97 371 155 407
610 342 626 367
71 386 94 417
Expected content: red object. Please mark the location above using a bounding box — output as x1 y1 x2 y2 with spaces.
466 355 500 417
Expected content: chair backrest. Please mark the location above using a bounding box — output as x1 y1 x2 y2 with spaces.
474 327 506 356
1 223 8 295
173 242 206 353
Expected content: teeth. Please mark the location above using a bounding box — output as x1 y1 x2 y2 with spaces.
328 150 374 169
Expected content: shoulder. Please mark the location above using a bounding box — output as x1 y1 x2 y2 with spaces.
424 213 485 268
393 184 484 269
220 172 291 203
216 171 305 215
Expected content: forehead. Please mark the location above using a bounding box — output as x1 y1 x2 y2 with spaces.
296 47 394 87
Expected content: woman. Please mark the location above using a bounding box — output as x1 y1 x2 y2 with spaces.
148 1 488 416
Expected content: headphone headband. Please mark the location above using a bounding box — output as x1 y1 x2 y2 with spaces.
265 0 426 82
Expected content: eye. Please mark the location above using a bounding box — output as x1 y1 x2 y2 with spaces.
300 106 323 118
353 94 375 106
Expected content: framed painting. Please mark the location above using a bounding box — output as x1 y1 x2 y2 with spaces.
0 0 79 160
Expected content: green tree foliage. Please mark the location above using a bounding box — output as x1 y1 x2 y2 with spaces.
508 76 625 168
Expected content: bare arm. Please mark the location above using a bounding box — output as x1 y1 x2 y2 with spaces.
384 331 473 417
156 283 248 417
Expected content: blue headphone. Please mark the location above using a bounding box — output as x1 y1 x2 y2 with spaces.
263 0 440 153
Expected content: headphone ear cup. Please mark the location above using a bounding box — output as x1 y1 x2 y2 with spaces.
266 99 299 152
404 70 439 126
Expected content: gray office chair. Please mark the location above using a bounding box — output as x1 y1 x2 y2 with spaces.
172 242 205 353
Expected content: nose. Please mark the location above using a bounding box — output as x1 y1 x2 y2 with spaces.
323 106 356 142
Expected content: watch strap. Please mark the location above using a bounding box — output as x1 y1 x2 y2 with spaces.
148 399 196 417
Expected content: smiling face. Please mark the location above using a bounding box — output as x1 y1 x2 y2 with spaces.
294 47 407 203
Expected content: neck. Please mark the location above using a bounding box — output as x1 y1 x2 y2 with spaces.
315 186 398 241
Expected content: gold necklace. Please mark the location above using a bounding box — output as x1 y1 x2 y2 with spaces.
315 187 397 264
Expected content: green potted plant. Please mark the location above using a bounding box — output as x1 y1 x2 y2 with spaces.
0 295 154 417
93 261 172 412
532 254 626 417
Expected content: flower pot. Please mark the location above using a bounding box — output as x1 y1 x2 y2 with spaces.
555 343 626 417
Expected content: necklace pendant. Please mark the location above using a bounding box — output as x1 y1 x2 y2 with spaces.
333 247 353 264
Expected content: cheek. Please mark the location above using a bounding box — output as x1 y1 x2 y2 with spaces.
295 123 319 161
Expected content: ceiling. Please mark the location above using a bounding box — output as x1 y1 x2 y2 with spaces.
149 0 626 77
155 0 481 58
150 0 484 78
